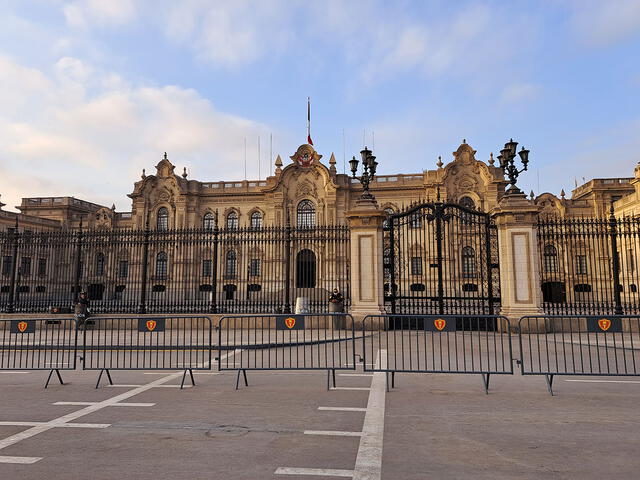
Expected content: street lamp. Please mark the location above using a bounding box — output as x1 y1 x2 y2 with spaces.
350 146 378 200
497 138 530 194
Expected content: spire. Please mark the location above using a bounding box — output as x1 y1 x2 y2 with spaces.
275 154 283 175
329 152 337 175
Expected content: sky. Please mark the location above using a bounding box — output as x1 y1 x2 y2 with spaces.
0 0 639 212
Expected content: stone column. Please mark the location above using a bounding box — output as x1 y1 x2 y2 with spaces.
345 198 387 330
491 192 544 332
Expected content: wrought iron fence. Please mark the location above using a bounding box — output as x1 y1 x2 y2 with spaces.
0 223 350 314
538 209 640 315
383 202 500 315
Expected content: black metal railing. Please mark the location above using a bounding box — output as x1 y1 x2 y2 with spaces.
518 315 640 395
218 313 356 389
538 210 640 315
362 314 513 393
0 224 350 314
0 317 77 387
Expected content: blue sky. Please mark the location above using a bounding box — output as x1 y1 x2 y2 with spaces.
0 0 639 211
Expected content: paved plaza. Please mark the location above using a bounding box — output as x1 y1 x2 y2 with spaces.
1 342 639 479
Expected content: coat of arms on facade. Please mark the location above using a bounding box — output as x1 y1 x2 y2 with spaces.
291 144 322 168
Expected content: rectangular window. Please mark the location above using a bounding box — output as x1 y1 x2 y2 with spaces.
410 257 422 276
202 259 212 277
118 260 129 278
2 256 12 276
38 258 47 276
249 258 261 277
20 257 31 276
576 255 588 275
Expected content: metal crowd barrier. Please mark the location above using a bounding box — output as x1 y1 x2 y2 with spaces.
82 315 213 389
218 313 356 389
362 315 514 393
518 315 640 395
0 318 77 387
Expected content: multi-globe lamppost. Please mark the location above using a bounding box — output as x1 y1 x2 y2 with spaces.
497 138 530 194
349 146 378 200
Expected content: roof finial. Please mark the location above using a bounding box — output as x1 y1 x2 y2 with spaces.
182 167 188 179
436 156 443 168
462 138 466 144
163 152 168 160
141 168 146 179
488 152 495 165
560 189 566 199
529 190 534 201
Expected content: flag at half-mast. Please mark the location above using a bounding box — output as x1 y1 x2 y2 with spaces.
307 97 313 145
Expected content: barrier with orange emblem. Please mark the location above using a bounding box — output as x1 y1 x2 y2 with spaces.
362 315 513 394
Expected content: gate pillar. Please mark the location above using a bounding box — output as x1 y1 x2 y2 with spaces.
345 199 387 330
492 192 544 332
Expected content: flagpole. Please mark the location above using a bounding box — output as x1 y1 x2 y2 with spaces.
244 137 247 180
258 136 261 179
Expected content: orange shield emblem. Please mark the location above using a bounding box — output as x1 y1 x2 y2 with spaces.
146 320 157 332
285 317 296 329
17 321 28 333
434 318 446 331
598 318 611 332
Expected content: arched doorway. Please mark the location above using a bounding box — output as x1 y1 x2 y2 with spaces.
296 249 316 288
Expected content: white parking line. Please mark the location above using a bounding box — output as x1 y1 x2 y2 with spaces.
330 387 370 391
565 379 640 384
274 467 354 477
318 407 367 412
0 371 31 374
0 422 110 428
352 350 386 480
53 402 155 407
0 455 42 464
304 430 362 437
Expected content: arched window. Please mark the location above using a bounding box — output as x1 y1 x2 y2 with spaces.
543 245 558 273
297 200 316 228
250 211 263 229
296 249 316 288
155 252 168 278
225 250 237 278
459 196 476 210
95 253 105 277
203 212 215 231
157 207 169 231
226 211 239 229
462 246 476 277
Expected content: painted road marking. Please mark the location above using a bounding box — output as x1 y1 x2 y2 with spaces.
305 430 362 437
0 422 110 428
565 379 640 384
318 407 367 412
339 374 373 377
330 387 370 391
352 349 386 480
0 455 42 464
0 350 239 464
0 371 31 374
274 467 354 477
105 384 192 388
53 402 156 407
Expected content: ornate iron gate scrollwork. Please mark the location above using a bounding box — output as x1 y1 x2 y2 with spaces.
383 202 500 316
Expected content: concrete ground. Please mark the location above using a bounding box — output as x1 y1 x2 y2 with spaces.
1 339 639 479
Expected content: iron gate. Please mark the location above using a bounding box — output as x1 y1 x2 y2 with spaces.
384 201 500 315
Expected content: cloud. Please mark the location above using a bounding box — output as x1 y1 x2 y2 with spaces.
0 55 278 211
568 0 640 47
64 0 137 29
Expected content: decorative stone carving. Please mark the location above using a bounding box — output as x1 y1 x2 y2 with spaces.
290 144 322 168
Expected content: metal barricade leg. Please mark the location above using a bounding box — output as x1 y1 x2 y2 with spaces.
481 374 490 395
45 369 64 389
235 369 248 390
545 374 555 396
180 369 196 389
95 369 113 389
